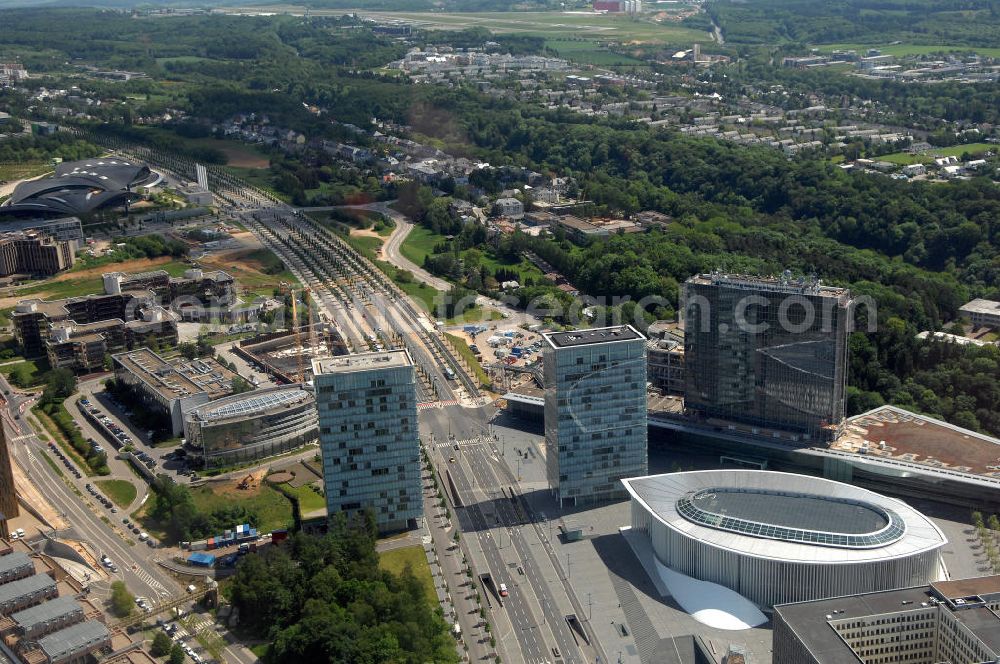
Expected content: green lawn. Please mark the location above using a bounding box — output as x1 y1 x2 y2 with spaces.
0 359 48 388
225 166 289 202
277 483 326 515
345 235 385 262
873 142 996 165
39 449 64 478
190 484 293 534
15 260 191 300
32 405 99 477
378 545 437 609
401 225 546 286
96 479 138 508
545 39 650 66
814 42 1000 58
0 162 52 182
399 225 441 268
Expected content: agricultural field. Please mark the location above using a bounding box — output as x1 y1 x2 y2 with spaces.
814 42 1000 58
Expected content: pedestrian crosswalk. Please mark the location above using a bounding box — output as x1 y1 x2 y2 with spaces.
434 436 492 450
131 563 169 596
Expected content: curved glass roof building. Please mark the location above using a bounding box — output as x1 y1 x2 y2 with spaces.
0 158 160 217
623 470 947 607
183 385 318 469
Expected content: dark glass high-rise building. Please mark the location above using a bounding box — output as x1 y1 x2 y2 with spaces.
543 325 648 507
683 272 853 442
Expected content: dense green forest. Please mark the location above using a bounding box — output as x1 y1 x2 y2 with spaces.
0 132 102 165
228 516 459 664
2 8 997 434
706 0 1000 47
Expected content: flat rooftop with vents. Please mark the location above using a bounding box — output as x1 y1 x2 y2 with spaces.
112 348 235 403
773 574 1000 664
312 349 412 375
543 325 643 349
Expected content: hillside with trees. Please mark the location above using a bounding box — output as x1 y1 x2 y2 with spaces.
228 515 459 664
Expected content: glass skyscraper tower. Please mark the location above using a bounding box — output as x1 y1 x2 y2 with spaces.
313 350 421 533
683 272 853 442
543 325 648 507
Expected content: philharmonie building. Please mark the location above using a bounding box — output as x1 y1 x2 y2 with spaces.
622 470 947 608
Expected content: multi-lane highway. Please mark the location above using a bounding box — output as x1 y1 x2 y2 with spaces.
2 370 259 664
1 373 175 599
77 138 610 664
422 405 610 664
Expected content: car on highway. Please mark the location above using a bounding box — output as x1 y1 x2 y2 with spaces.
499 583 508 597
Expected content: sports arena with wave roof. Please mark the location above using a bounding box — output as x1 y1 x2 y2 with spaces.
0 158 160 217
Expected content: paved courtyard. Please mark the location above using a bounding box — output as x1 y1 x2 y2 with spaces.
489 411 992 664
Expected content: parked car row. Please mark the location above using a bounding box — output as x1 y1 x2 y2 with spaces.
120 516 157 547
84 482 115 512
48 441 82 479
81 397 135 449
79 397 160 472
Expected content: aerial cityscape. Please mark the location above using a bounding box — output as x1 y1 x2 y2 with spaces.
0 0 998 663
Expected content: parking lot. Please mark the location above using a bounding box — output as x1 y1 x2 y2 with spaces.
76 379 202 482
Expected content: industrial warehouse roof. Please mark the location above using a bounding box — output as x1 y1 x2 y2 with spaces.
622 470 946 564
0 552 32 577
0 158 159 217
10 596 82 631
0 574 56 607
38 620 109 661
188 385 314 423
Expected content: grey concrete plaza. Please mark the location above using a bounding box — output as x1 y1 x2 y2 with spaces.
488 412 989 664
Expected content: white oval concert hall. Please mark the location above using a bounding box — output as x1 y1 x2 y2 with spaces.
622 470 947 607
